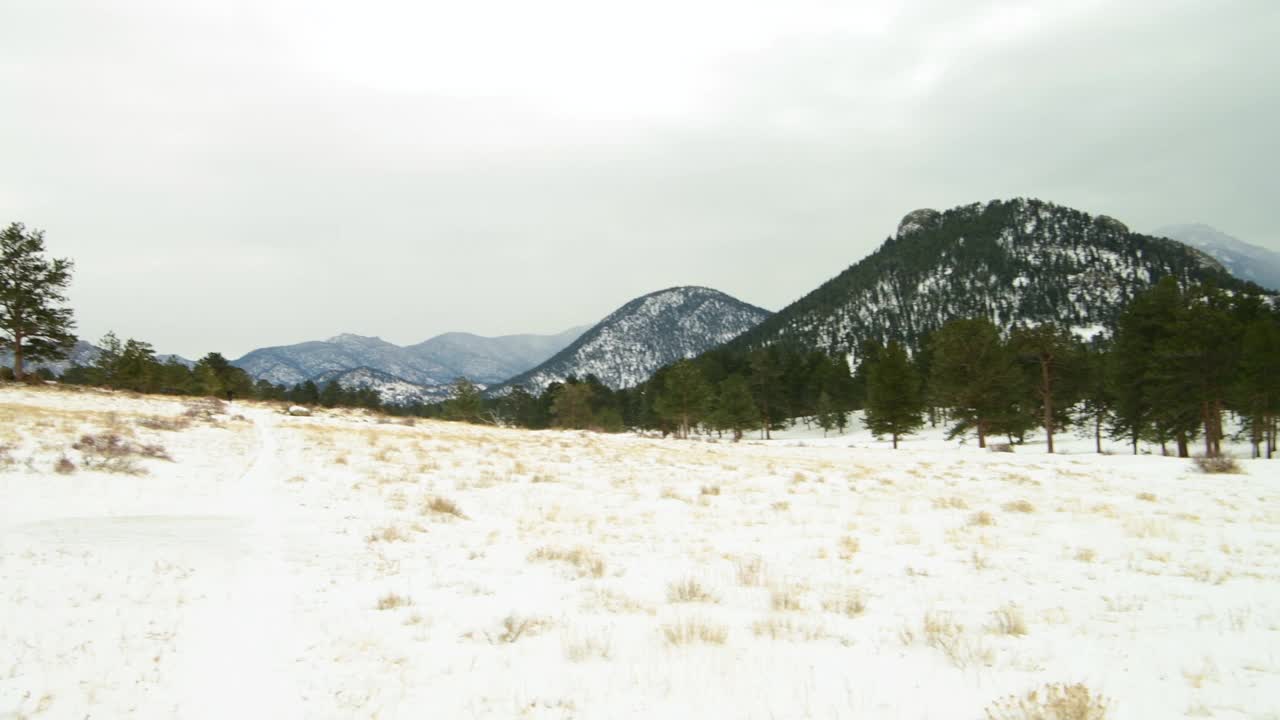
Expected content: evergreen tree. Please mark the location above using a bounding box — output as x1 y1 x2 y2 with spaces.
551 382 594 429
0 223 76 380
929 318 1021 448
864 340 925 448
815 390 838 437
748 348 784 439
654 359 711 439
444 377 484 423
1233 314 1280 458
1010 323 1082 453
712 374 757 441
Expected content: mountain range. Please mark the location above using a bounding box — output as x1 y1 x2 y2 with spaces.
229 327 588 401
495 286 772 393
725 198 1262 362
1153 224 1280 292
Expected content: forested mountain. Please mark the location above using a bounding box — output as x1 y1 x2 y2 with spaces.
497 286 771 393
1154 223 1280 292
727 199 1260 363
231 327 587 391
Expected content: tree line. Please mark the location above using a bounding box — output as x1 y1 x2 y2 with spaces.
4 221 1277 457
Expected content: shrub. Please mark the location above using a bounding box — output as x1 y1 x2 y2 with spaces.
422 495 466 519
528 546 606 578
990 443 1015 453
1003 500 1036 514
983 683 1109 720
137 415 191 432
73 433 171 473
54 456 76 475
990 603 1028 636
1194 455 1241 474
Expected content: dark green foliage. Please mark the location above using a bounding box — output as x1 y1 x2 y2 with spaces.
551 381 595 429
929 318 1023 448
0 222 77 379
863 341 925 448
712 374 758 441
1010 323 1084 453
443 377 484 422
654 360 711 438
726 199 1259 364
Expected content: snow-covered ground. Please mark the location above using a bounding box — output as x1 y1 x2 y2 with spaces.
2 384 1278 719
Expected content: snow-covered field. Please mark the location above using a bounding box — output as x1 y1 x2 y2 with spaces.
2 384 1279 719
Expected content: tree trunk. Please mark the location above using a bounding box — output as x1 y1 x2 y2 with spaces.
977 420 987 449
1159 440 1168 457
892 433 899 449
11 332 23 380
1094 414 1102 454
1041 355 1055 454
1202 400 1216 457
1176 433 1189 458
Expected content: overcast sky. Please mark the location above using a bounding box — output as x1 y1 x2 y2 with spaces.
2 1 1277 358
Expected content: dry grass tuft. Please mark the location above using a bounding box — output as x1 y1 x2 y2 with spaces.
376 592 411 610
367 526 410 543
1003 499 1036 514
53 455 76 475
917 611 993 669
769 584 805 612
1194 455 1241 474
735 555 766 587
137 415 191 432
990 603 1029 636
820 588 866 618
494 615 550 644
421 495 466 519
933 496 970 510
700 485 721 496
667 578 718 604
971 511 996 527
837 535 860 559
1136 492 1157 502
983 683 1110 720
529 546 607 578
662 618 728 646
1074 548 1096 563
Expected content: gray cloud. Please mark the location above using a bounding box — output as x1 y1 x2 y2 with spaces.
1 0 1276 358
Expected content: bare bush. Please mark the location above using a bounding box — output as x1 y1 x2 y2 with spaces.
137 415 191 432
990 603 1029 636
990 443 1015 453
376 592 411 610
54 456 76 475
1194 455 1241 474
73 433 172 473
984 683 1110 720
1003 499 1036 514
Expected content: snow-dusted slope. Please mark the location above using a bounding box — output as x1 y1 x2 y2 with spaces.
311 366 457 406
499 287 770 392
232 327 587 393
1154 223 1280 292
730 198 1261 362
0 339 101 376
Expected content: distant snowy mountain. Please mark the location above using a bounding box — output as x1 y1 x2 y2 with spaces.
727 199 1263 363
232 326 587 401
498 287 771 393
1 340 102 376
1153 224 1280 292
310 367 457 406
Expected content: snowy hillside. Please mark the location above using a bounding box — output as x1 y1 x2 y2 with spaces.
0 339 101 376
1155 223 1280 292
310 366 459 406
499 286 771 392
232 327 586 399
3 384 1278 718
730 199 1260 362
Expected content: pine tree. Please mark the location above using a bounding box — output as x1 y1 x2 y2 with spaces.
551 382 594 429
864 341 925 448
929 318 1022 448
444 377 484 423
712 374 757 441
815 390 838 437
748 348 784 439
654 359 710 439
0 223 76 379
1010 323 1083 453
